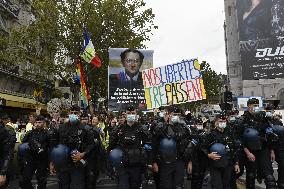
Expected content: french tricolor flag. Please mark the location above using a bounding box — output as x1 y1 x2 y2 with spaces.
80 28 102 68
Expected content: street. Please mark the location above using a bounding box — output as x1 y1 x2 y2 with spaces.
7 163 280 189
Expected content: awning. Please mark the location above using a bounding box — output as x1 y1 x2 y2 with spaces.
0 93 47 110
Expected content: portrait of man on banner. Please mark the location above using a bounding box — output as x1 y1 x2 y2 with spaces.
108 48 153 111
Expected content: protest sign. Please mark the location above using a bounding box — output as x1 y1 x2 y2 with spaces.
142 58 206 109
108 48 153 111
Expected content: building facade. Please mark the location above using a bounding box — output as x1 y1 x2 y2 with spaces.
224 0 284 108
0 0 53 116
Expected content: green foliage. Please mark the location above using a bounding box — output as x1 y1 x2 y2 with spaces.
182 61 226 111
0 0 156 99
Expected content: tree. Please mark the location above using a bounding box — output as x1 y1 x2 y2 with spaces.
0 0 157 99
182 61 226 112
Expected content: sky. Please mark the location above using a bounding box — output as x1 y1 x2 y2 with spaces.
144 0 227 74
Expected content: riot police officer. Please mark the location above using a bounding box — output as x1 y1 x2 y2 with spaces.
0 116 16 189
49 105 95 189
239 98 276 189
151 106 193 189
84 114 104 189
150 106 168 189
201 114 240 189
264 106 284 188
108 106 149 189
190 119 208 189
19 115 50 189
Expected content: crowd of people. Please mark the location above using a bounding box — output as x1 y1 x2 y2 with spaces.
0 98 284 189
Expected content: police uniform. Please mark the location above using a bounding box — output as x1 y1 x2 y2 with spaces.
200 115 240 189
51 113 95 189
0 120 16 189
108 108 149 189
149 107 167 189
238 99 276 189
152 106 193 189
227 116 245 189
18 116 50 189
84 125 104 189
269 115 284 188
190 125 208 189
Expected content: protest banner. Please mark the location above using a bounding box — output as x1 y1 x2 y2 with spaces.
142 58 206 109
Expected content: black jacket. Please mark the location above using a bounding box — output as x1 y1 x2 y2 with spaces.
54 121 95 156
0 124 16 175
151 121 192 163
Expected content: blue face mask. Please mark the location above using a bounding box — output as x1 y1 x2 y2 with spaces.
127 114 137 122
69 114 79 123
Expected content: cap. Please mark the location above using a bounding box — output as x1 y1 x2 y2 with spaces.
168 105 182 113
265 104 274 111
71 105 81 112
215 113 227 120
247 98 259 106
35 115 45 122
126 106 135 112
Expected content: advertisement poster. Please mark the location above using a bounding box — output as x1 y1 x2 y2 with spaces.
237 0 284 79
108 48 153 111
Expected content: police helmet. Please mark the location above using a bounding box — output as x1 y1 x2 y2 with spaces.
109 148 123 167
272 125 284 135
209 143 226 157
18 142 29 157
50 144 70 166
243 128 260 141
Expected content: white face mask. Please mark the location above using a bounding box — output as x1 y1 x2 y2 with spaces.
218 122 227 129
229 117 236 122
171 116 180 123
127 114 137 122
253 106 260 112
197 125 203 130
266 112 273 118
159 112 165 118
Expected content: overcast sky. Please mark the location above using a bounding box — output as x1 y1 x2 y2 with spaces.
144 0 227 74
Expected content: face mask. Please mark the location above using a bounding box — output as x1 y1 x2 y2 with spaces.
159 112 165 118
127 114 137 122
171 116 180 124
218 122 227 129
229 117 236 122
266 112 273 118
197 125 203 130
69 114 79 123
253 107 260 113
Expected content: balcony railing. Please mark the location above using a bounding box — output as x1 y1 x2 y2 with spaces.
0 0 20 18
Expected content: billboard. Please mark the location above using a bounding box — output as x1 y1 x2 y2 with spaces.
237 96 263 110
108 48 153 111
142 59 206 109
236 0 284 80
